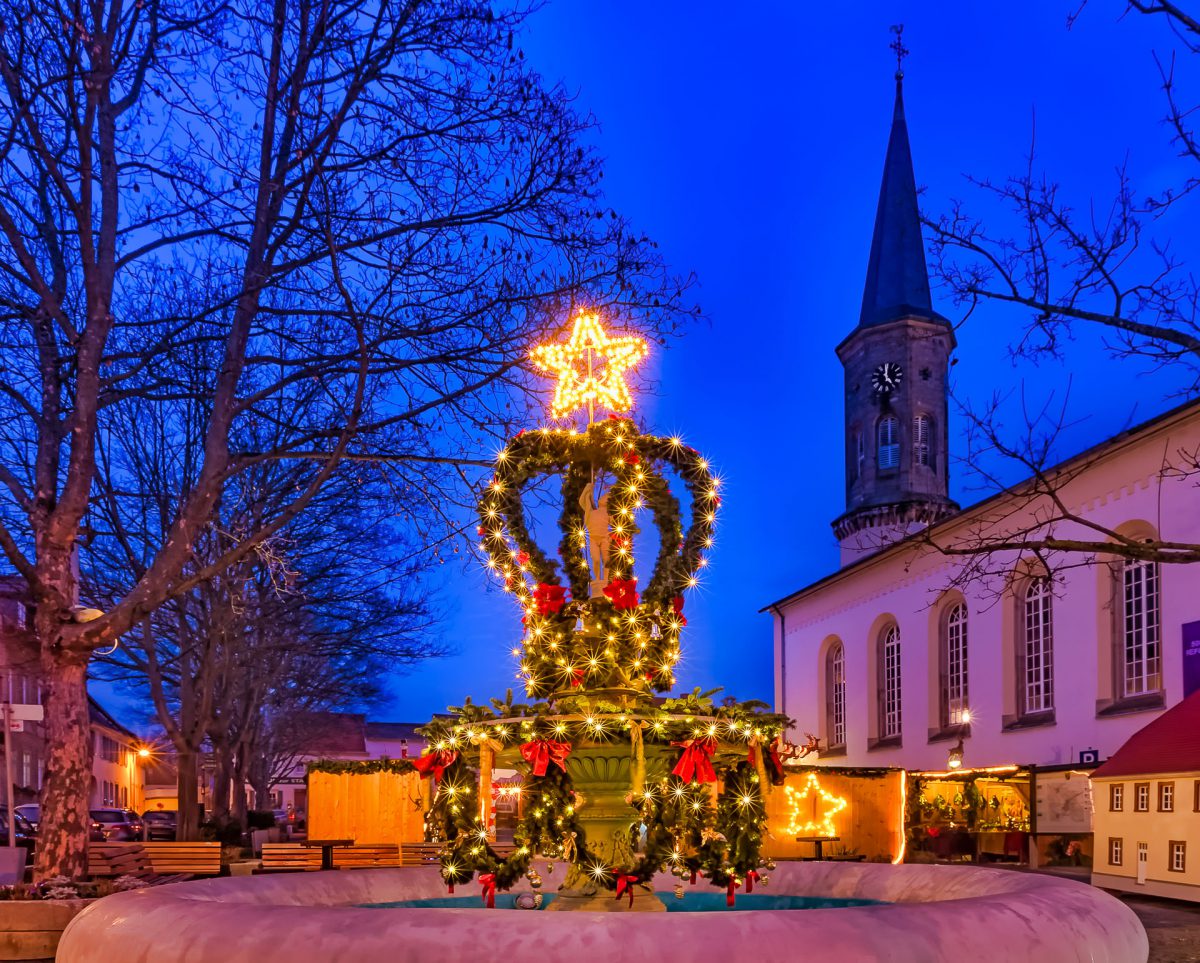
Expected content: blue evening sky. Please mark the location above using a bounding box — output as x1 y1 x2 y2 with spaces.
381 1 1200 723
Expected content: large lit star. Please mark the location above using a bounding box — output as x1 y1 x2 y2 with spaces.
783 773 848 838
530 312 648 420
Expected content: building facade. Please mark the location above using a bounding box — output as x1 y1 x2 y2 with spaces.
1090 692 1200 901
767 77 1200 781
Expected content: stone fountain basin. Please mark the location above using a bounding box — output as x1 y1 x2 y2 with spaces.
57 862 1147 963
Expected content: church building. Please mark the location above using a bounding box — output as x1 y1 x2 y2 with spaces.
765 73 1200 837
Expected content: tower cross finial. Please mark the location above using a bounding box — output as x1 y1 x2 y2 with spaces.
889 24 908 81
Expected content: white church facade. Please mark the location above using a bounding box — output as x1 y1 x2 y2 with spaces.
767 77 1200 781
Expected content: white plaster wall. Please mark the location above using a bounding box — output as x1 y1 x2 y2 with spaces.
773 404 1200 772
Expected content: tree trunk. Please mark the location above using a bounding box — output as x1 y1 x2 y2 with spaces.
176 749 201 841
210 745 233 824
35 657 92 881
231 748 247 824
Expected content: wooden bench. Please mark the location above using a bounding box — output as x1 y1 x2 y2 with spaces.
400 842 444 866
260 843 322 872
333 845 400 870
88 843 152 878
142 842 223 876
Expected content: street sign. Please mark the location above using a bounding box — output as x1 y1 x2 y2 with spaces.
5 720 21 734
8 704 42 722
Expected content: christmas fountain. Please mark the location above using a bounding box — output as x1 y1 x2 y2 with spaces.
58 312 1149 961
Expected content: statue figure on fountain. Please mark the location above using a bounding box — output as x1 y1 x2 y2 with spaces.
579 480 611 599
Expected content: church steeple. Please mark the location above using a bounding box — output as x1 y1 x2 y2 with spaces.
857 78 947 330
833 54 958 564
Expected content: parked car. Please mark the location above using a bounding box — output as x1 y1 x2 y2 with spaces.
89 808 143 842
0 807 37 857
140 809 177 841
13 804 38 832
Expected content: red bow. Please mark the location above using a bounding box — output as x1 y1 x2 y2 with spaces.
412 749 458 781
671 737 717 783
745 870 760 894
520 739 572 777
571 667 585 688
447 882 454 894
690 870 698 885
672 595 687 626
532 583 567 615
603 579 639 610
727 879 740 907
623 452 641 465
479 873 496 908
614 873 640 907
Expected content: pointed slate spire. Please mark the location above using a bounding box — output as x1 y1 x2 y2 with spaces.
857 78 947 329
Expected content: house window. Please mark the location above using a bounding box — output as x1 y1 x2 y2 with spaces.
1169 841 1186 873
1110 784 1123 812
1021 578 1054 715
941 603 969 728
856 432 865 480
1121 558 1161 698
877 417 899 470
913 415 932 467
826 642 846 749
20 753 29 788
1159 782 1174 812
879 624 902 739
1134 783 1150 812
1109 837 1123 866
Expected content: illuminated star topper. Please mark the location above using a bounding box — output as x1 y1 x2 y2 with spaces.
530 311 648 421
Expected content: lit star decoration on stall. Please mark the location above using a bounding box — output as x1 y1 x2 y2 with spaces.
783 772 848 837
529 311 649 421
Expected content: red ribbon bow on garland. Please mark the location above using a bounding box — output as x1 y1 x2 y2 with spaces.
533 583 567 616
519 739 572 777
603 579 639 610
726 879 740 907
412 749 458 781
745 870 761 894
571 667 585 688
670 737 717 783
672 595 687 626
479 873 496 908
614 873 640 908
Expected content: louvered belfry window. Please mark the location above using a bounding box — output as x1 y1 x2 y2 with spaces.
913 414 932 466
877 416 899 470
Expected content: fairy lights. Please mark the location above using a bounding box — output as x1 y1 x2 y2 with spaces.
783 772 848 838
529 311 648 421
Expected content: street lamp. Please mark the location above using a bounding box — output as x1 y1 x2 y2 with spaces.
947 708 971 770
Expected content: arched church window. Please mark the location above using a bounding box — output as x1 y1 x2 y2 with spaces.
878 624 901 739
913 415 932 467
877 417 899 470
940 603 968 728
826 642 845 748
1120 557 1161 698
1021 578 1054 715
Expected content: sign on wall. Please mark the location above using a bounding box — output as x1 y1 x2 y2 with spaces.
1184 620 1200 698
1034 770 1093 835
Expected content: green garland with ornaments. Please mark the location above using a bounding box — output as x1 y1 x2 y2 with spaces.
418 689 786 901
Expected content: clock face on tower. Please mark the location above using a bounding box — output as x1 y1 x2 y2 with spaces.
871 362 904 395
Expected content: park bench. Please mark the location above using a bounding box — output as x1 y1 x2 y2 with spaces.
260 843 322 872
333 844 400 870
143 842 223 876
399 842 444 866
87 843 152 878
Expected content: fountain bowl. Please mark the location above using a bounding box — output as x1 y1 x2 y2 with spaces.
57 861 1146 962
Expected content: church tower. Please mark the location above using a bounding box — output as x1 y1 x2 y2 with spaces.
833 72 958 563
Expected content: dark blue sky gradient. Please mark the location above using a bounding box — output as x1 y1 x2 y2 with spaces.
391 4 1199 720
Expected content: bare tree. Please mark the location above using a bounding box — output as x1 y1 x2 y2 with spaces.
921 1 1200 575
0 0 691 878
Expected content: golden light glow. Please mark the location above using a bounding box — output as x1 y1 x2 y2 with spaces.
529 311 648 420
783 773 848 838
892 770 907 866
